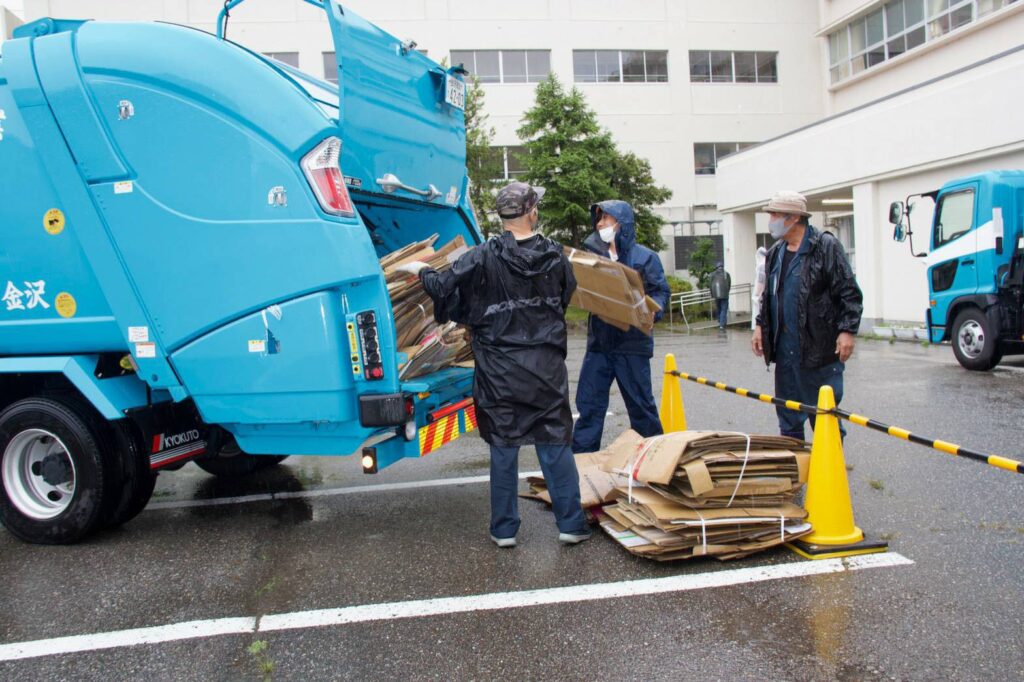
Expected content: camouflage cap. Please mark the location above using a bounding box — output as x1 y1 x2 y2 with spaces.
496 181 545 219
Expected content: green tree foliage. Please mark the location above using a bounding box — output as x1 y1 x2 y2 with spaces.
516 75 671 249
463 75 503 236
688 237 717 289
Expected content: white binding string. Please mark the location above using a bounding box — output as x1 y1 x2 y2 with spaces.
713 431 753 508
696 509 707 554
621 434 668 503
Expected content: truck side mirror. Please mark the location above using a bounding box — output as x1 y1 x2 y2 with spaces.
888 201 904 224
893 222 906 243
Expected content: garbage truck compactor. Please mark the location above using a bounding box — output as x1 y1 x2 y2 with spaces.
0 2 481 544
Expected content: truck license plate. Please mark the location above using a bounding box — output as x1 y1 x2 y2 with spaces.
444 75 465 110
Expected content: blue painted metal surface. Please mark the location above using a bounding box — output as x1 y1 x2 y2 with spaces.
0 5 482 467
925 171 1024 341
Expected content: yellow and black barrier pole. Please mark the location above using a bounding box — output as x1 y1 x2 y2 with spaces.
664 368 1024 476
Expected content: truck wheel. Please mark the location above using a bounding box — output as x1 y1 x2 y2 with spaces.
0 398 113 544
103 422 157 529
194 437 288 478
951 308 1001 371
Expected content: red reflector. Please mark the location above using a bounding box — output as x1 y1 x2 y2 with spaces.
302 137 355 217
371 367 383 379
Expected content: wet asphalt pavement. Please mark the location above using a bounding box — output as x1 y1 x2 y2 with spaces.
1 329 1022 681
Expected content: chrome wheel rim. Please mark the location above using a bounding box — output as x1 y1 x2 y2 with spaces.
2 429 76 520
957 320 985 359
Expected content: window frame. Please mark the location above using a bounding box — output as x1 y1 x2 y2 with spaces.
688 50 778 84
827 0 1017 85
932 188 976 249
572 49 670 84
693 142 754 175
450 49 552 84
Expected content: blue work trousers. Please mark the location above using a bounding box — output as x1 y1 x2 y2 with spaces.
715 298 729 328
572 351 663 454
489 443 587 539
774 330 846 440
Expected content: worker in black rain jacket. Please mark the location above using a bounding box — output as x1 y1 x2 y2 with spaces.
397 181 590 548
571 200 671 454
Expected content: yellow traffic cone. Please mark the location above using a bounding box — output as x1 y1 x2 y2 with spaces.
659 353 687 432
788 385 888 560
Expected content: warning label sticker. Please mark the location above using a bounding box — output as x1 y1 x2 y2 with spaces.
248 339 266 353
135 342 156 358
128 326 149 343
44 209 65 235
55 292 76 318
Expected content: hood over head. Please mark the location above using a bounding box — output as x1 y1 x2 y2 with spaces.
587 200 636 255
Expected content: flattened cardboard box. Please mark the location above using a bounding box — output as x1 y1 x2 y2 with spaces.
563 247 660 335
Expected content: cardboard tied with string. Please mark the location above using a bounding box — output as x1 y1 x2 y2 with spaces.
562 247 661 334
594 429 813 560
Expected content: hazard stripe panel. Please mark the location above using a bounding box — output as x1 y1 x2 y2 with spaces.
418 414 460 457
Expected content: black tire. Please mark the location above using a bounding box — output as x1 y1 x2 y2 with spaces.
194 437 287 478
951 307 1001 371
0 398 116 544
103 421 157 529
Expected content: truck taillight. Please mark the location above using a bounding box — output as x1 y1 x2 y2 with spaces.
302 137 355 217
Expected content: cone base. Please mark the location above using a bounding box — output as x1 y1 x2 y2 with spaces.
787 536 889 561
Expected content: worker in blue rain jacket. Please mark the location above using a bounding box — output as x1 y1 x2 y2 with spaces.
571 200 671 454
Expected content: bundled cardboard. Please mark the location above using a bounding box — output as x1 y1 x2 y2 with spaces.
563 247 661 334
380 235 474 379
525 428 814 561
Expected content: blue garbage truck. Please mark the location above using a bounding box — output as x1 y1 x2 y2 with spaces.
889 170 1024 371
0 1 482 543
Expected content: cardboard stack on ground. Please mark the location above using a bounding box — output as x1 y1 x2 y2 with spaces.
526 430 814 561
380 234 474 379
563 247 661 334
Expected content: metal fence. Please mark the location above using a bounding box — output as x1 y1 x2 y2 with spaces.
667 283 753 331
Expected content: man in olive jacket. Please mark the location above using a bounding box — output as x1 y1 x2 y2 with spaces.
751 190 863 440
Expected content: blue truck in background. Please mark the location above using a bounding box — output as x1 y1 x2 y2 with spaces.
0 1 482 543
890 170 1024 371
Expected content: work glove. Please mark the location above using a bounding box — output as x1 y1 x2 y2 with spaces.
395 261 429 276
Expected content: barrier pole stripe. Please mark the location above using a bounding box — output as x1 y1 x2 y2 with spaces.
667 369 1024 476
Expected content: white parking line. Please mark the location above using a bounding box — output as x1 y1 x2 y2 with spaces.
145 471 544 511
0 553 913 662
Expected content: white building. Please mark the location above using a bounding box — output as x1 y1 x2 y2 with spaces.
716 0 1024 325
7 1 1022 325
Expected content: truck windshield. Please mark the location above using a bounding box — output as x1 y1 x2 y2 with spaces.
933 189 974 248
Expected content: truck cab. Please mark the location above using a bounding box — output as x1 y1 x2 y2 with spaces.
890 170 1024 370
0 2 483 544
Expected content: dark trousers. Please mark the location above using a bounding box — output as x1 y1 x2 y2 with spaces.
572 351 663 454
489 443 587 539
715 298 729 328
774 330 846 440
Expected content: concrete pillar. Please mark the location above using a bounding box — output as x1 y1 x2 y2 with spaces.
722 211 757 287
852 182 881 325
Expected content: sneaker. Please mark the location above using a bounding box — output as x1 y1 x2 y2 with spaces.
490 534 516 548
558 531 592 545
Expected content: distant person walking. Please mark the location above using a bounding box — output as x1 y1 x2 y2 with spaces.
709 262 731 330
751 190 863 441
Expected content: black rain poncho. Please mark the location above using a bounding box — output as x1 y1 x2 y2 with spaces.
420 231 576 446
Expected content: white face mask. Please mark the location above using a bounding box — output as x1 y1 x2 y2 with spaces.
768 216 791 239
598 226 616 243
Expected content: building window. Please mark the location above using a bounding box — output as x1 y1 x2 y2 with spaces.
262 52 299 68
828 0 1018 84
323 52 337 84
487 146 528 180
450 50 550 83
573 50 669 83
693 142 755 175
689 51 777 83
